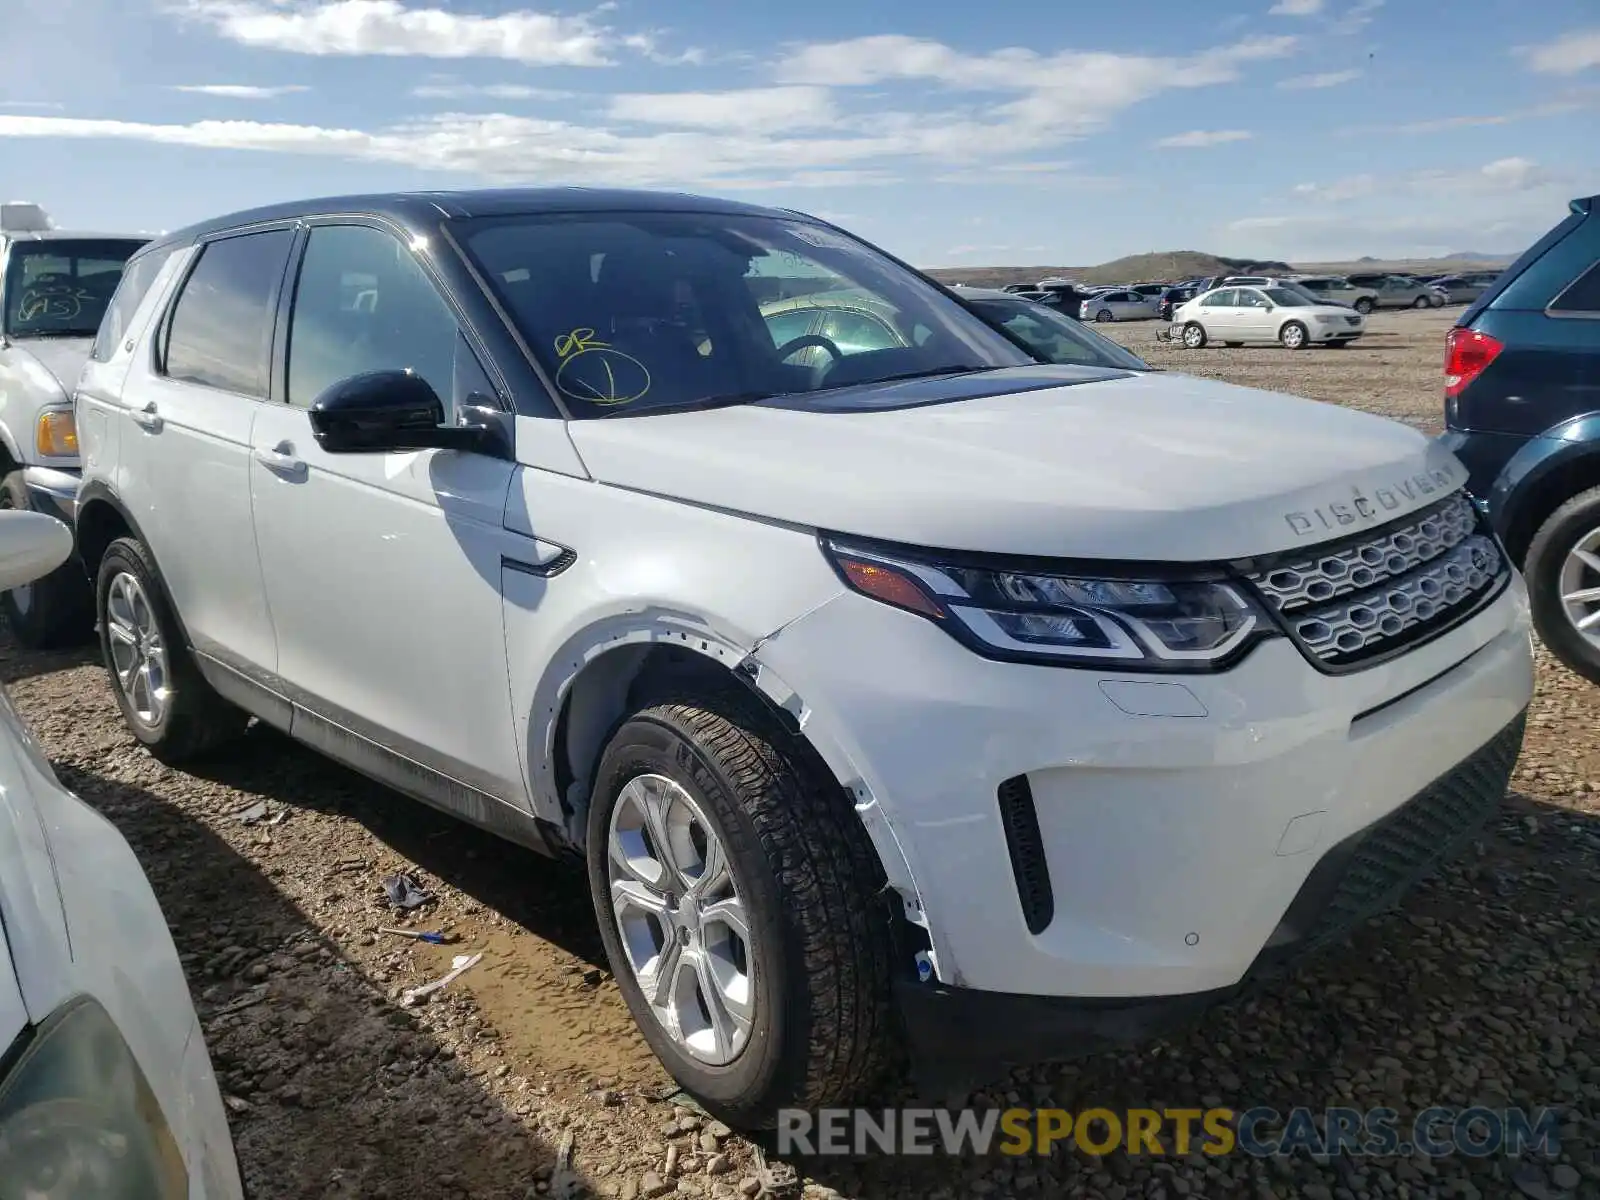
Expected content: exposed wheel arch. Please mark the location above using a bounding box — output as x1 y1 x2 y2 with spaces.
1500 452 1600 567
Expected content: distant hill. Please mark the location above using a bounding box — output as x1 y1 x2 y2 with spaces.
1443 251 1516 262
925 249 1294 288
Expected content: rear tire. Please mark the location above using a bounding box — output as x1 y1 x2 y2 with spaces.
1182 322 1207 349
0 470 94 650
1279 321 1309 350
586 682 897 1128
95 536 249 762
1354 298 1374 315
1524 486 1600 686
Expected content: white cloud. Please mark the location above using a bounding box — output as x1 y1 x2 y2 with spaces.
1278 68 1361 88
1329 0 1384 34
410 82 573 100
607 86 838 133
1520 28 1600 74
1155 129 1254 148
1292 173 1378 201
773 34 1297 136
171 84 311 98
174 0 615 66
0 101 64 110
1337 93 1598 134
1269 0 1323 16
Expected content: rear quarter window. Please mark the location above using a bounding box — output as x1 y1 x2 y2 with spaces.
1550 260 1600 314
91 248 175 362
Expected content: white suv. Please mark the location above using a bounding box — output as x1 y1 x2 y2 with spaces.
73 190 1535 1128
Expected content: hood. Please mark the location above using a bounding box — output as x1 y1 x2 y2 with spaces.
9 336 94 396
568 368 1467 561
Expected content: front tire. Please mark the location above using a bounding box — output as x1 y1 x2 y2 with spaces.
1279 321 1309 349
1094 309 1113 323
0 470 93 650
587 685 897 1128
95 537 248 762
1413 295 1431 309
1524 486 1600 685
1182 322 1208 349
1354 298 1375 314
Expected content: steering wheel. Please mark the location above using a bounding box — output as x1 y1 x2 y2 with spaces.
774 333 844 363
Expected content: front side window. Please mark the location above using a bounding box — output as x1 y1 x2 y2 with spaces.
1237 290 1270 309
2 238 146 339
1261 288 1312 307
286 224 462 409
163 229 294 397
458 212 1032 417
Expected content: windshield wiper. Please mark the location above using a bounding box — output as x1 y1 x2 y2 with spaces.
861 364 990 386
595 390 777 418
12 329 96 339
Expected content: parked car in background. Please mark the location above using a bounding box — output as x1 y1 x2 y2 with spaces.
951 285 1153 370
1080 289 1161 322
1158 285 1199 321
71 187 1532 1124
1345 273 1447 309
1173 285 1366 349
0 509 244 1197
1130 284 1167 300
0 202 147 648
1291 276 1380 314
1436 192 1600 684
1431 276 1490 305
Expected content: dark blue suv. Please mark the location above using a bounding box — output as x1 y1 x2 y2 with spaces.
1438 194 1600 683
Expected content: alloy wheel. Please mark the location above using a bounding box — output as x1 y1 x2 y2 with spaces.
607 773 754 1065
105 571 170 726
1558 526 1600 653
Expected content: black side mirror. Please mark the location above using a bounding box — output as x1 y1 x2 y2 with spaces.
308 370 498 455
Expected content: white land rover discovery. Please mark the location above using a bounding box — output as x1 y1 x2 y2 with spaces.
73 189 1534 1128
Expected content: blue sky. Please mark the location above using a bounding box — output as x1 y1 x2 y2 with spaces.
1 0 1596 266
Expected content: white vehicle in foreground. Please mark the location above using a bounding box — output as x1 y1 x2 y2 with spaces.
1174 284 1367 349
0 510 242 1196
74 189 1532 1128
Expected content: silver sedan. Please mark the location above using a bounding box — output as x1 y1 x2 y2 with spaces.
1079 289 1161 322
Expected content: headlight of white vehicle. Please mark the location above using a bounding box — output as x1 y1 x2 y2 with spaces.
0 998 187 1198
823 538 1276 671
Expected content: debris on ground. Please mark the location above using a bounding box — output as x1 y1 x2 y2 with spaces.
381 871 431 909
401 952 483 1007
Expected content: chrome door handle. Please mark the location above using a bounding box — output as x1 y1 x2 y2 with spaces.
253 443 305 475
130 401 163 432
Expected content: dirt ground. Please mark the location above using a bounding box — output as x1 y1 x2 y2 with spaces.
6 306 1598 1199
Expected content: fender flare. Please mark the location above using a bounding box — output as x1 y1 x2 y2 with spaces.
1486 411 1600 556
0 420 20 469
525 613 930 938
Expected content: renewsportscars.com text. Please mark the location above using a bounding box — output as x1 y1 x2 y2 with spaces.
777 1106 1562 1158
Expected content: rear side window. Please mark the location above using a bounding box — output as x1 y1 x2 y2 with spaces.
91 248 174 362
1550 261 1600 314
163 229 294 397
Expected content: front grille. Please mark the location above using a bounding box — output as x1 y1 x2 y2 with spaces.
996 775 1054 935
1269 713 1525 959
1247 490 1507 668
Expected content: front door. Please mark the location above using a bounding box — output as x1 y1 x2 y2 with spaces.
249 221 527 803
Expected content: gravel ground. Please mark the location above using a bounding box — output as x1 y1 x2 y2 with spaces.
6 306 1599 1199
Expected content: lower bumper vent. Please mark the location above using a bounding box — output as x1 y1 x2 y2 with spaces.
997 775 1054 935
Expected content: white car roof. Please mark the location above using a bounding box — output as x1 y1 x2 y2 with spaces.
950 285 1021 300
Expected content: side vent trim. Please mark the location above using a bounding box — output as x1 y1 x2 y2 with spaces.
997 774 1054 935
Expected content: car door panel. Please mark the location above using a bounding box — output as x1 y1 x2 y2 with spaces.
114 234 288 673
250 221 528 805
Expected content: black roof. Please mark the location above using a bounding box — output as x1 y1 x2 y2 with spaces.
142 187 811 257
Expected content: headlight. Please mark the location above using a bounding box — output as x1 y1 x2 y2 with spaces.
0 998 187 1198
35 410 78 458
823 538 1276 671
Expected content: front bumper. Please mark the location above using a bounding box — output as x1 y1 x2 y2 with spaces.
895 709 1525 1092
20 465 81 526
757 571 1534 1006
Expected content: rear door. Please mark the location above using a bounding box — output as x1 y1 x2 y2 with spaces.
112 228 291 673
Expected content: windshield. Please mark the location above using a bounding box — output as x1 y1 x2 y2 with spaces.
458 212 1033 417
966 298 1149 370
1262 288 1314 307
2 238 146 338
